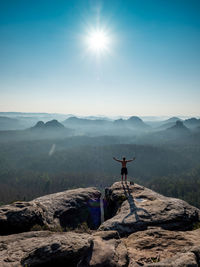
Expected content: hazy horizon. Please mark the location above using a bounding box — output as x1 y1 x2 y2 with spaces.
1 0 200 116
0 111 199 121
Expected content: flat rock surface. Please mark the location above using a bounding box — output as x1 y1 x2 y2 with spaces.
123 227 200 266
99 182 200 236
0 187 101 235
0 231 92 267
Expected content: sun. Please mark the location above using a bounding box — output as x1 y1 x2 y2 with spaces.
86 29 110 54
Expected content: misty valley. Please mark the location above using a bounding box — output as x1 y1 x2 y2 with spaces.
0 113 200 209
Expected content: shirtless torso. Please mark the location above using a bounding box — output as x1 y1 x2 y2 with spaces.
121 160 128 168
113 156 136 181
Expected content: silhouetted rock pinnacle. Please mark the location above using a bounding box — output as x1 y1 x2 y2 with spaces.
33 121 45 128
45 119 65 128
32 119 65 130
167 120 190 133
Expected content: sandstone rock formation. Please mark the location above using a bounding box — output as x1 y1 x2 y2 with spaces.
0 187 101 234
1 228 200 266
0 230 129 267
100 182 200 236
79 230 128 267
0 231 92 267
123 227 200 266
1 182 200 266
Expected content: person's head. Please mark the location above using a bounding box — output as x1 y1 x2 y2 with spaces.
123 157 126 161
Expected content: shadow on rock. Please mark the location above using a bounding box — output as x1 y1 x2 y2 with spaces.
122 182 151 224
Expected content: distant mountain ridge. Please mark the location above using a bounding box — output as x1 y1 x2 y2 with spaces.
0 115 199 144
166 120 190 133
0 116 24 130
184 118 200 128
32 120 65 130
63 115 149 129
0 112 199 131
163 117 182 123
63 116 110 125
156 117 200 131
127 116 150 128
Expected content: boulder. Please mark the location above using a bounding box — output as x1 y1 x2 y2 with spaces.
1 182 200 266
1 227 199 267
0 229 129 267
100 182 200 236
0 231 92 267
79 230 128 267
0 187 101 235
123 226 200 266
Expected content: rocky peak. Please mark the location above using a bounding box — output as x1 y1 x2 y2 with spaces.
174 120 186 128
128 116 143 122
0 182 200 266
127 116 149 128
167 120 190 133
100 182 200 235
32 119 65 131
33 120 45 128
45 119 65 128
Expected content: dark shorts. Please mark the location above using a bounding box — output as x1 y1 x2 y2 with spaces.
121 167 128 175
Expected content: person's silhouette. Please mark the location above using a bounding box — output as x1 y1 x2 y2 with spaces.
113 156 136 182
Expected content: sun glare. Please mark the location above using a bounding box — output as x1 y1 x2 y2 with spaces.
86 29 110 54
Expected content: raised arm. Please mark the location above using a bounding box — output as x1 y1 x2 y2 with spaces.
126 157 136 162
113 157 122 162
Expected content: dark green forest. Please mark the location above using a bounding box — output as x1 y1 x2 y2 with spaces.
0 135 200 208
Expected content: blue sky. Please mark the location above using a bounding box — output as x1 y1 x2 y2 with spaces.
0 0 199 116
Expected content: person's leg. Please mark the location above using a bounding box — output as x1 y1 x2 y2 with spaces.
121 168 124 182
125 168 128 182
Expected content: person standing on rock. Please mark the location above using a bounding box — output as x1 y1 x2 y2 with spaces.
113 156 136 182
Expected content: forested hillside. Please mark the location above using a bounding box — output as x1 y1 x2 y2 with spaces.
145 165 200 209
0 135 200 208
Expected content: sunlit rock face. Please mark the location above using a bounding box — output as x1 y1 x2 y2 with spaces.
123 227 200 266
0 183 200 266
0 187 101 235
99 182 200 236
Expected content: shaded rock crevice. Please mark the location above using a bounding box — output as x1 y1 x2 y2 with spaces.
190 246 200 267
104 187 127 221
